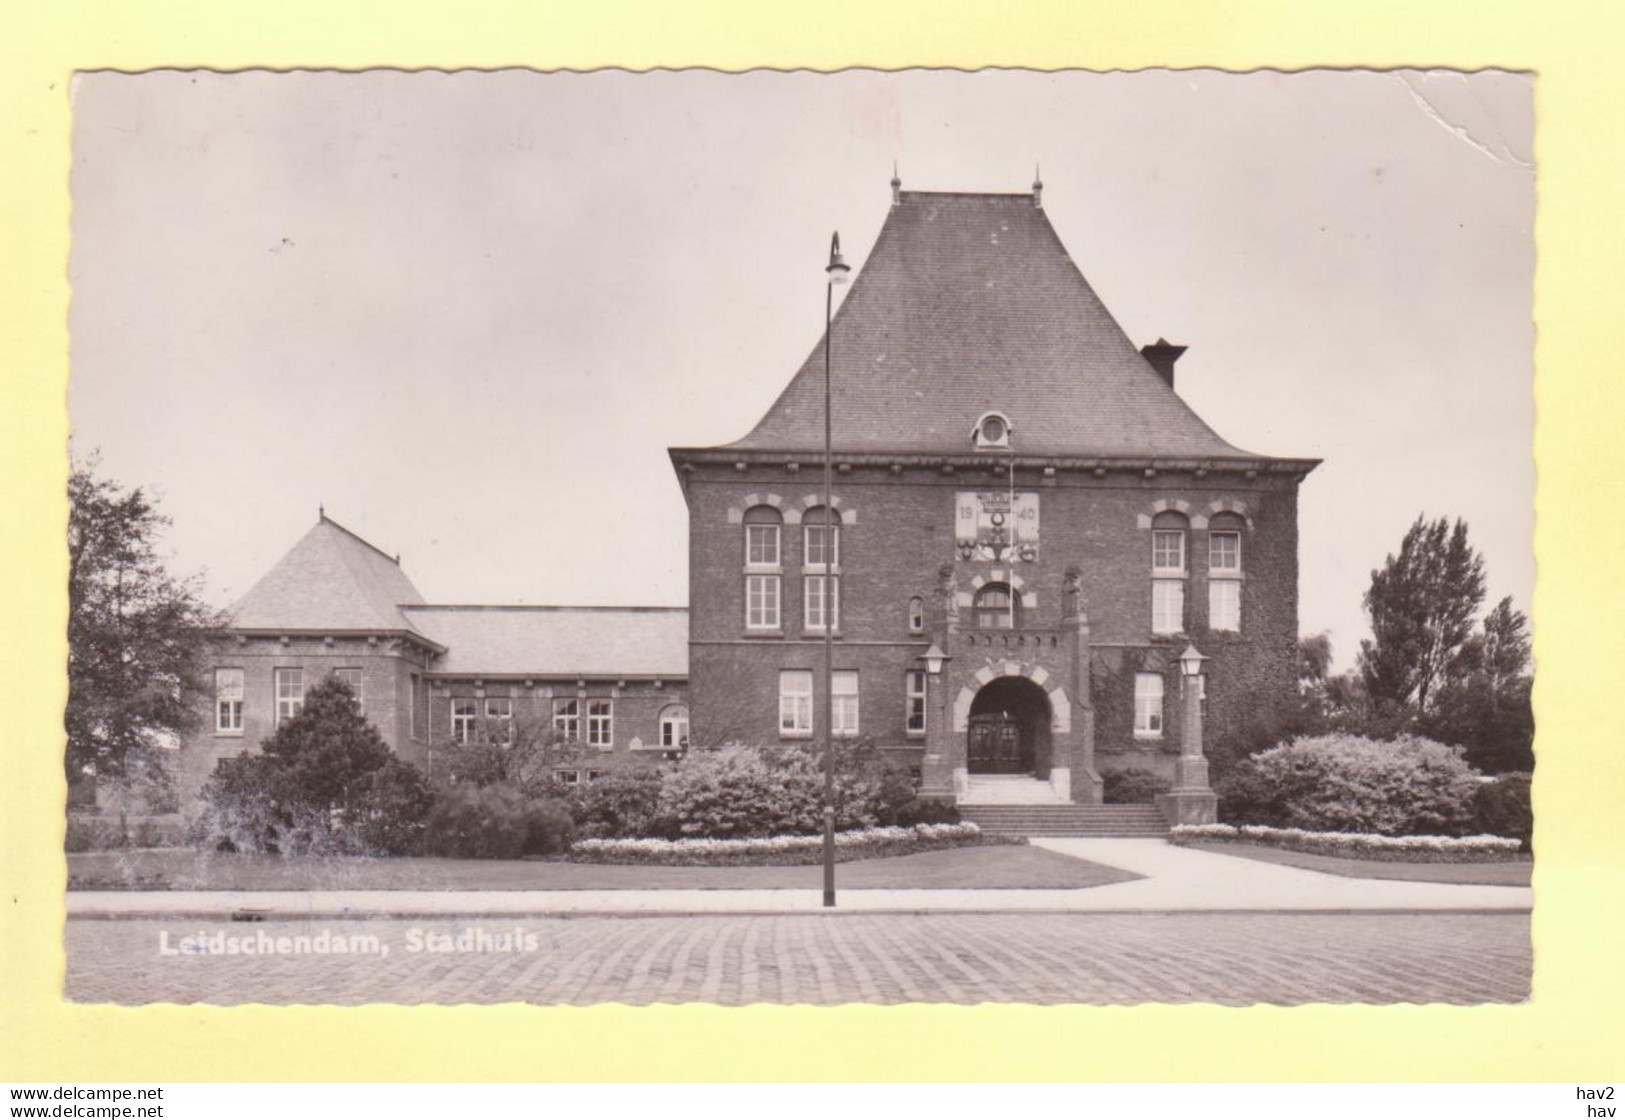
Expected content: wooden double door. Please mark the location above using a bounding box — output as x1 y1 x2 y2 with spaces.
967 713 1034 774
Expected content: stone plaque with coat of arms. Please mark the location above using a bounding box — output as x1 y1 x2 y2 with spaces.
955 491 1039 562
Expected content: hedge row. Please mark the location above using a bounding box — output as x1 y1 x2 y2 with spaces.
1171 823 1523 863
570 822 988 866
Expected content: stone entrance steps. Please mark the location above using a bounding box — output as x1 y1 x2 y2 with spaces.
958 774 1068 805
960 803 1170 838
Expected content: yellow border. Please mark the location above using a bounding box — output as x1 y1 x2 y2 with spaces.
3 0 1621 1082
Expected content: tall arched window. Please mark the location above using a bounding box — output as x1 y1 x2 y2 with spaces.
1150 510 1188 635
1207 512 1244 632
974 582 1019 629
802 507 842 632
907 595 925 633
743 505 782 631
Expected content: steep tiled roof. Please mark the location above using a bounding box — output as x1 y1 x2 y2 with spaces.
403 606 689 678
721 190 1259 459
229 516 426 633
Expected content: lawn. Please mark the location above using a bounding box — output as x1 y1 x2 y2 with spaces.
68 845 1141 892
1186 841 1532 887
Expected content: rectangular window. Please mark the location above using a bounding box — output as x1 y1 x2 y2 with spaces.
410 673 421 740
804 523 840 569
553 699 580 741
215 668 244 735
746 524 780 567
1152 579 1185 634
587 699 613 748
1152 529 1186 574
451 699 479 744
486 697 513 743
1134 672 1165 737
274 668 305 725
779 669 813 736
554 769 581 786
1209 579 1242 632
1209 531 1242 574
804 574 840 631
833 670 859 737
745 574 781 630
333 667 363 711
905 669 927 737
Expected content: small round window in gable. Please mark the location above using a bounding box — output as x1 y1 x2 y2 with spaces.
972 411 1012 450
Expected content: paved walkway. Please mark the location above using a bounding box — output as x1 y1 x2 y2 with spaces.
66 840 1531 918
64 911 1532 1005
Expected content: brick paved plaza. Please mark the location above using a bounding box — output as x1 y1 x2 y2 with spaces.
66 911 1531 1006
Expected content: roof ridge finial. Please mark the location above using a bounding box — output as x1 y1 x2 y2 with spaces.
1033 163 1043 209
891 160 902 206
319 502 326 521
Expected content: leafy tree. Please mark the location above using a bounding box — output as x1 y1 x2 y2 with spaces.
259 675 392 814
1420 597 1535 773
1358 515 1487 715
67 458 224 783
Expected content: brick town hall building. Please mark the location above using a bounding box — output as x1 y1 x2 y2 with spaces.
181 179 1319 825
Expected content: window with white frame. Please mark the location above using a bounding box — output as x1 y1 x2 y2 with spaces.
803 514 840 569
451 698 479 744
333 667 363 710
1208 517 1244 632
779 669 813 736
659 705 690 750
905 669 927 737
1209 579 1241 632
553 698 580 741
1134 672 1165 737
215 668 244 735
907 596 925 633
1152 526 1187 574
274 668 305 725
743 506 783 631
745 520 780 567
485 697 513 743
804 574 840 632
746 574 781 630
1150 511 1189 635
587 699 613 747
554 769 582 786
1152 579 1185 635
832 670 859 737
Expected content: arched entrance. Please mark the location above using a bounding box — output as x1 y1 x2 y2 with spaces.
967 676 1052 775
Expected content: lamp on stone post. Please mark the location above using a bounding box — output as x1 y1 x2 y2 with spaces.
820 231 850 909
917 641 953 799
1159 643 1219 826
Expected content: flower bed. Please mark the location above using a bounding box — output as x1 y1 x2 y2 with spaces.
1170 823 1522 863
568 822 1002 866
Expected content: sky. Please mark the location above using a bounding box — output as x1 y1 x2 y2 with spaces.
68 69 1534 670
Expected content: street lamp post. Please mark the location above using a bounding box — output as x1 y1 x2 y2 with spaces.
1158 643 1219 826
822 231 850 908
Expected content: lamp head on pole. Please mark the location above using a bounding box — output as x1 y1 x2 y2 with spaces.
826 232 850 286
919 642 951 676
1177 643 1209 679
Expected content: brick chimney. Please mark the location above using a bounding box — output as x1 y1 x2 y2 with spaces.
1140 338 1188 389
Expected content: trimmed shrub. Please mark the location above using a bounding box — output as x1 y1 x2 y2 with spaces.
657 744 825 838
522 797 577 856
1103 768 1171 804
1473 772 1533 851
349 759 436 856
1214 757 1287 826
1242 734 1481 836
570 768 669 839
887 798 962 827
189 754 329 855
421 784 530 860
